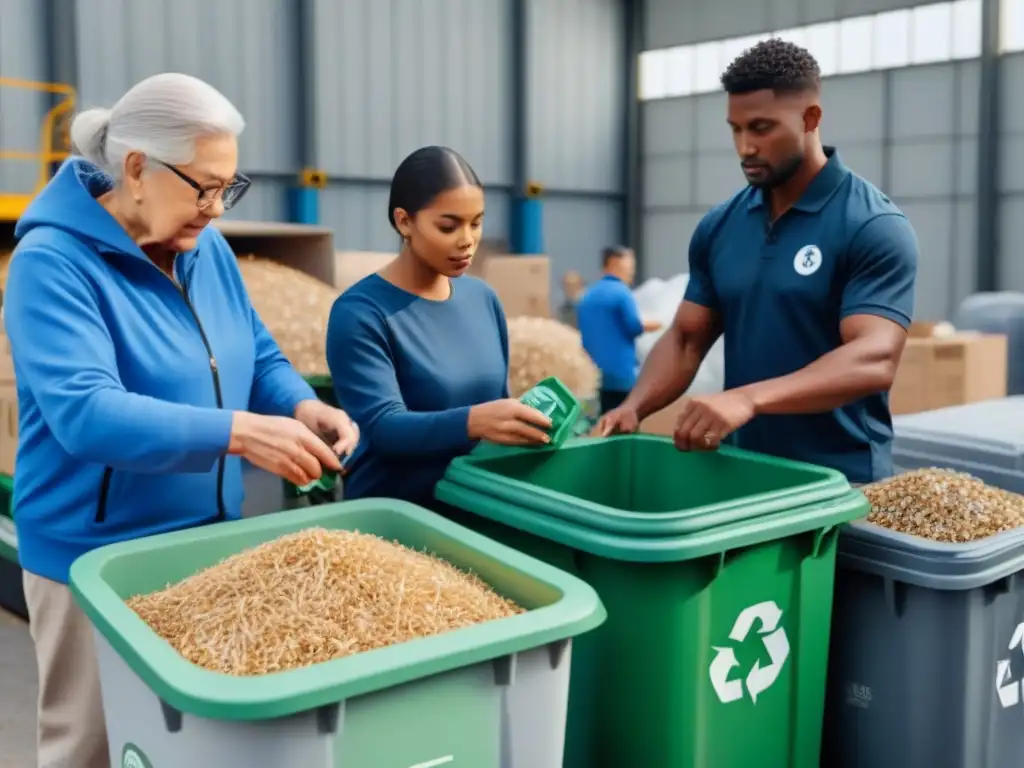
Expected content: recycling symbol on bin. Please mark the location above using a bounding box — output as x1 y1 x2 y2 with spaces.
708 600 791 705
995 622 1024 709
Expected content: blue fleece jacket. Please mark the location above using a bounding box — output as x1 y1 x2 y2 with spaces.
326 273 509 507
5 158 315 583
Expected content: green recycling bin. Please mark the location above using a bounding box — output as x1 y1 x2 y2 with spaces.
70 499 605 767
0 473 27 620
435 434 869 768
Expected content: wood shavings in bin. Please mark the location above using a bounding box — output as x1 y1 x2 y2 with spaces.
863 468 1024 543
236 255 340 377
126 528 524 676
506 316 599 400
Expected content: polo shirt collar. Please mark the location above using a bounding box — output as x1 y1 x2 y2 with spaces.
747 146 848 213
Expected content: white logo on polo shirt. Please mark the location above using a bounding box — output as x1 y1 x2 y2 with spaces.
793 245 823 276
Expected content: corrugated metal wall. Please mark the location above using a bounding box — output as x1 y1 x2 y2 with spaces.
639 0 1023 321
527 0 627 284
313 0 513 250
1002 54 1024 291
644 0 958 47
644 62 980 320
0 0 629 277
0 0 51 196
72 0 298 225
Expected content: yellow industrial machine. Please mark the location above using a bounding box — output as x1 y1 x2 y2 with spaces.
0 77 75 224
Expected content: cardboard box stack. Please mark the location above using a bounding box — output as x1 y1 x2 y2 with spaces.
474 255 551 318
889 321 1008 415
333 249 552 319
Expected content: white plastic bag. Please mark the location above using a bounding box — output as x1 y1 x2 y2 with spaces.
633 273 725 395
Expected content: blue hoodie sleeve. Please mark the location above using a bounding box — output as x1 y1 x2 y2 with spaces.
248 307 317 417
4 248 234 473
326 295 474 457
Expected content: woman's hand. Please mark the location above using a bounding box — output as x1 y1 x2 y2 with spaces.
228 411 343 486
468 399 553 446
293 399 361 459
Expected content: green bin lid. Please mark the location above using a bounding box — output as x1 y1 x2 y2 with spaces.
441 433 860 539
69 499 605 721
436 478 868 563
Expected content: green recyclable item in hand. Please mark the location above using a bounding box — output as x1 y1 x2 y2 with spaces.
294 471 337 496
519 376 582 449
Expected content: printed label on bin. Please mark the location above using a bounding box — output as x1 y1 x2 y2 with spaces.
708 600 790 705
121 743 153 768
996 621 1024 709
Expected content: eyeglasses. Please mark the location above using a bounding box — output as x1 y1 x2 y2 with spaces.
153 159 251 212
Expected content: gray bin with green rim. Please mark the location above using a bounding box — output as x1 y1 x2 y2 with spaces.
823 520 1024 767
70 499 606 768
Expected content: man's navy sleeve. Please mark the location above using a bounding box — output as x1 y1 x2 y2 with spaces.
683 214 719 310
840 213 918 329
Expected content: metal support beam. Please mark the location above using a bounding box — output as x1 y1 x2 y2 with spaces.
289 0 323 224
511 0 528 199
43 0 79 92
295 0 317 171
975 0 1002 292
623 0 644 272
509 0 543 254
42 0 79 179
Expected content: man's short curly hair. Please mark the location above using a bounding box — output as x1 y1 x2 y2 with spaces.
720 38 821 95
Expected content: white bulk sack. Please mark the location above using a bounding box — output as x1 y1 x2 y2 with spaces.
633 273 725 395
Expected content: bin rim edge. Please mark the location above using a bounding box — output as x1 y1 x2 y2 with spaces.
69 499 607 721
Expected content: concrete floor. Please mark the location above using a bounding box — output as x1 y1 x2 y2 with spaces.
0 608 37 768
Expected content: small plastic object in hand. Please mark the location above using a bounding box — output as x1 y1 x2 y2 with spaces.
292 452 352 497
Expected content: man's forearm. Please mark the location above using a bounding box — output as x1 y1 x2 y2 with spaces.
624 332 704 420
737 338 898 416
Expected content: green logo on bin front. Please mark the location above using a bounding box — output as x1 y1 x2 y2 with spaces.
122 743 154 768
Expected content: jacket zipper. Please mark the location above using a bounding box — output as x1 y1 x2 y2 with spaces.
93 253 227 525
95 467 114 523
179 270 227 522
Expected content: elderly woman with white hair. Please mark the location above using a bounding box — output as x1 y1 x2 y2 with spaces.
3 72 359 767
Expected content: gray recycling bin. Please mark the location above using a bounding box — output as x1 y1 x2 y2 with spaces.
823 397 1024 767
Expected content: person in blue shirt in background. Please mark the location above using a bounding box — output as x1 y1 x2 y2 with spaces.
597 39 918 485
326 146 551 512
4 74 359 768
577 246 662 415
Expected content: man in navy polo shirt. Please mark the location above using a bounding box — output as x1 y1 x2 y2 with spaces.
577 246 662 414
597 38 918 483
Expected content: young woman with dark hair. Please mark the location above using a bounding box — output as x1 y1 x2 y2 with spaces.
326 146 550 510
